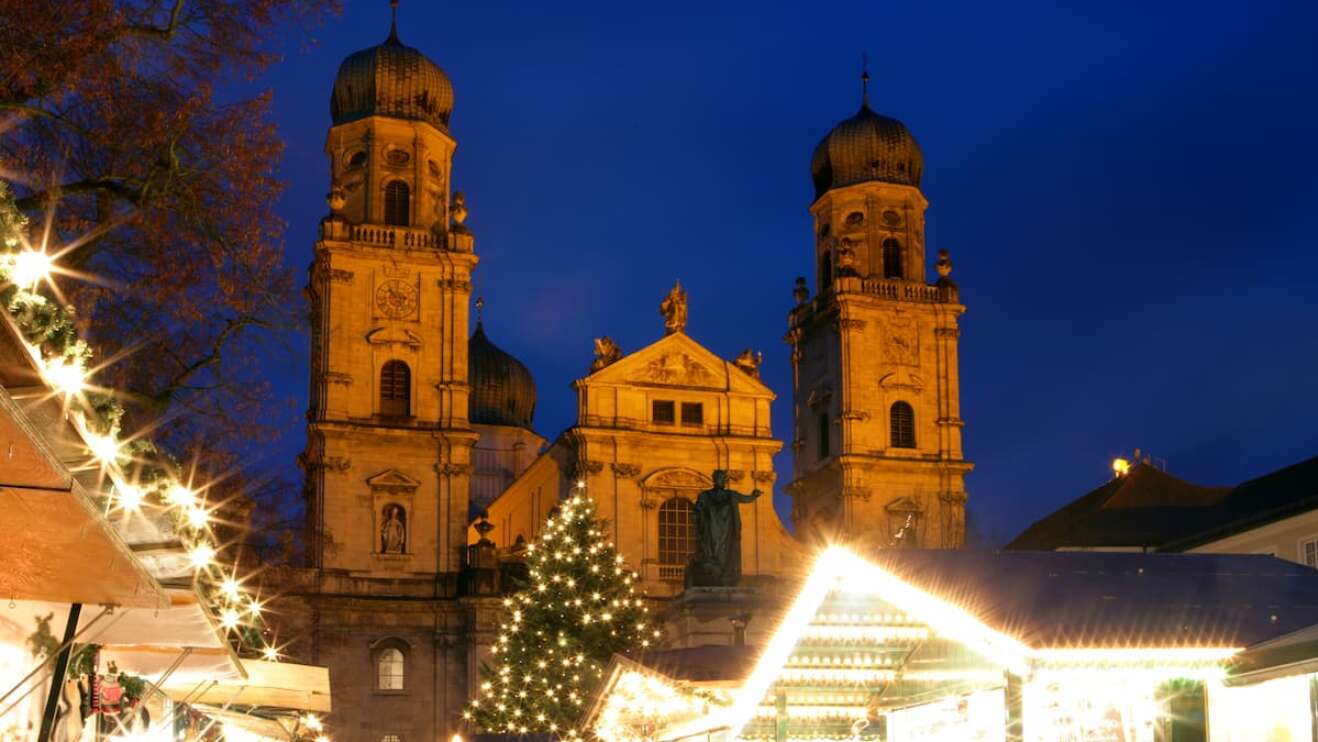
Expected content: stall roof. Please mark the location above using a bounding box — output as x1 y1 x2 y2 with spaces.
163 659 332 713
626 645 759 684
867 549 1318 649
192 705 297 741
0 388 166 609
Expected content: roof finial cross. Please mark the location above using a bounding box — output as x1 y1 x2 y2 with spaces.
861 52 871 107
388 0 399 41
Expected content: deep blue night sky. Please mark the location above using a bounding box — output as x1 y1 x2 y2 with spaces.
255 0 1318 546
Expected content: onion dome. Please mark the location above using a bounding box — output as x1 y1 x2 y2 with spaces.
468 323 537 429
810 99 923 200
330 13 454 131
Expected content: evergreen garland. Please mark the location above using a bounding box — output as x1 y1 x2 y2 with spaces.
0 181 273 657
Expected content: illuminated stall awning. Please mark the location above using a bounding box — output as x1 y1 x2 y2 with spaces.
1226 622 1318 686
82 588 245 687
162 659 332 714
192 705 298 740
598 548 1318 742
0 387 166 609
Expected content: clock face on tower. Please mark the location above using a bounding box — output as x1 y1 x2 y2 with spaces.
375 279 418 319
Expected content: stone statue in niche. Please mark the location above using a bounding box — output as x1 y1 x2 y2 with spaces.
380 504 407 554
659 279 688 335
591 336 623 372
685 469 761 588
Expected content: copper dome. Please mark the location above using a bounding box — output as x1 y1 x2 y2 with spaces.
811 102 923 199
330 25 454 131
468 323 536 429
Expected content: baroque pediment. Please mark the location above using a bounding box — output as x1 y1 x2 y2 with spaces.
365 326 422 347
878 371 924 391
582 332 772 396
366 469 421 491
641 467 712 490
885 495 923 513
633 352 719 388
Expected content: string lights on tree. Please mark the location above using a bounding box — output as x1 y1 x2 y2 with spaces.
464 482 661 738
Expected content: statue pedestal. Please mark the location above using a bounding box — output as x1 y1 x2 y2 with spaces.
661 585 785 649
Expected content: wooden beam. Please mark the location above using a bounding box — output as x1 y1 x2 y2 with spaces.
38 603 81 742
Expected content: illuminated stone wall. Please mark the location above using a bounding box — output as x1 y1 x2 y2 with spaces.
480 330 798 599
787 177 971 550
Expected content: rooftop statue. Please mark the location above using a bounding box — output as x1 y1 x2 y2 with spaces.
659 280 687 335
591 336 623 372
686 469 761 588
733 348 762 379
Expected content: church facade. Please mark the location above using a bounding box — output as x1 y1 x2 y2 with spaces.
273 10 971 742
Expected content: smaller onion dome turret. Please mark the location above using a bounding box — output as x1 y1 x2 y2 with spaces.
810 87 923 200
468 323 537 429
330 5 454 130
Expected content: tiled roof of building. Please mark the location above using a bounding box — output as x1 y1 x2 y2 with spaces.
868 549 1318 648
1007 464 1230 550
1164 455 1318 550
1007 456 1318 552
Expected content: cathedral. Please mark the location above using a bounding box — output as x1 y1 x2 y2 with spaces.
276 8 970 741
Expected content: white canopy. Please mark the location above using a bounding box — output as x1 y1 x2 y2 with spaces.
163 660 331 713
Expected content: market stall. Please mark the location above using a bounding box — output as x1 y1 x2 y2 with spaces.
592 548 1318 742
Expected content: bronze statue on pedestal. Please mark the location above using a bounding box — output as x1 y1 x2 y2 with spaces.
686 469 761 588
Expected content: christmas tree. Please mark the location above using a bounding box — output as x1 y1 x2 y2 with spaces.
465 485 659 737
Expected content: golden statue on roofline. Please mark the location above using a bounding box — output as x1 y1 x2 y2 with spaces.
659 279 687 335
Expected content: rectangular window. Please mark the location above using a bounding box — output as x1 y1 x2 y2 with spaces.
651 400 675 425
680 402 703 426
1302 538 1318 568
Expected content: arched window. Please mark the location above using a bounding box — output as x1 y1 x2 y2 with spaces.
820 252 833 289
818 414 830 460
377 647 404 690
380 361 411 416
384 181 410 226
890 402 916 449
883 238 903 279
658 498 696 566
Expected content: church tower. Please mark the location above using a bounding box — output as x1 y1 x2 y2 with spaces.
786 78 971 549
304 5 477 576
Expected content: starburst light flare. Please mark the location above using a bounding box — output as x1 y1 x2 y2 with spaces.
188 543 217 569
84 429 122 464
41 355 87 397
6 248 53 290
0 183 284 672
115 483 145 511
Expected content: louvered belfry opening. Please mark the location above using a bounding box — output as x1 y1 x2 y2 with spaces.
890 401 915 448
380 360 411 416
384 181 410 226
883 238 903 279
